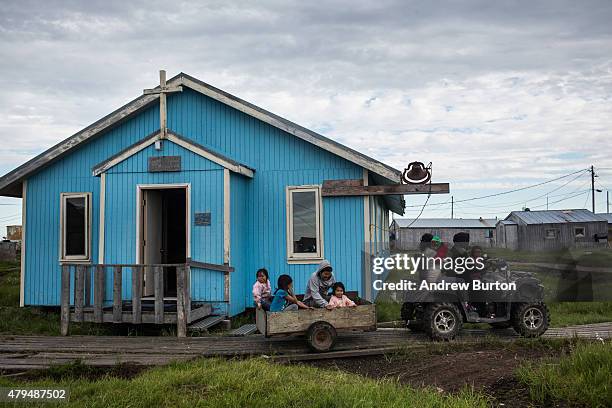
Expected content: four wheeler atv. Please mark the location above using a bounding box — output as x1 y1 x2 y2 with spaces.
400 258 550 340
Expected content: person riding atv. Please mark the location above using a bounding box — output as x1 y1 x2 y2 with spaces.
401 247 550 340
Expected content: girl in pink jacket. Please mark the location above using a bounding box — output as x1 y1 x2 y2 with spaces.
252 268 272 310
327 282 357 309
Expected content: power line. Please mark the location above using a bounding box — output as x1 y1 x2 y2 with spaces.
404 168 588 208
456 173 589 210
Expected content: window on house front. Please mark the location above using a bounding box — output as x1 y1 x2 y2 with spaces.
60 193 91 261
286 186 323 261
485 229 494 238
545 228 558 240
575 227 585 238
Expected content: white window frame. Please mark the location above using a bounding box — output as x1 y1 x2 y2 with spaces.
60 192 92 263
286 185 324 263
545 228 559 240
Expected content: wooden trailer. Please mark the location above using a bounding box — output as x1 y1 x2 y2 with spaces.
256 302 376 352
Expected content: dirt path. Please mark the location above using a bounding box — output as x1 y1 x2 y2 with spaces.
300 344 572 408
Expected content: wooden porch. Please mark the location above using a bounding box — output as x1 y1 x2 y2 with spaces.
60 261 231 337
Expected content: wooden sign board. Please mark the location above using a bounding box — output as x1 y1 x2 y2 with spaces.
321 179 450 197
194 212 211 226
148 156 181 172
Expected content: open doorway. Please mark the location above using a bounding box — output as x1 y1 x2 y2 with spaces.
138 185 188 298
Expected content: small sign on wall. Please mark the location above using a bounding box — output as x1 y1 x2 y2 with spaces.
195 212 211 226
148 156 181 172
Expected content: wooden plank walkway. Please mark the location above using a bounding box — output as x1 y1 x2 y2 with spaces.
0 322 610 372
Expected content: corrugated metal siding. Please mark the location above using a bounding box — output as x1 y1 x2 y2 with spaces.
510 209 603 224
395 227 496 251
24 105 159 305
514 222 607 251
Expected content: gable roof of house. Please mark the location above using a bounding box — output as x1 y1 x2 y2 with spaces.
596 213 612 224
92 130 255 178
506 209 606 225
0 72 402 197
393 218 498 229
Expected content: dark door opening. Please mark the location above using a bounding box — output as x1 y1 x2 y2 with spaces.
141 187 187 298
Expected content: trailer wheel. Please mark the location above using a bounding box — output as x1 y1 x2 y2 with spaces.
307 321 337 352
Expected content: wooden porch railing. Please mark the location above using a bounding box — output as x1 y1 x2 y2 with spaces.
60 263 194 337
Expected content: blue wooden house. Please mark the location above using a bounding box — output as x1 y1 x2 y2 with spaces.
0 71 413 335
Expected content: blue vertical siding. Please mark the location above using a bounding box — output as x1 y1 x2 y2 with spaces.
24 104 159 305
24 85 376 315
166 88 366 307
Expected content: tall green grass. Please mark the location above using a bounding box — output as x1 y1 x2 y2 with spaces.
0 357 490 408
517 342 612 408
547 302 612 327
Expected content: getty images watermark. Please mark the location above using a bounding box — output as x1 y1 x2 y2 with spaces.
371 254 517 292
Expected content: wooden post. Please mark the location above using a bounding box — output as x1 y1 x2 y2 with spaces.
132 266 143 324
185 264 191 323
94 265 105 323
60 265 70 336
84 265 91 306
154 265 163 324
74 265 85 322
113 266 122 323
176 266 186 337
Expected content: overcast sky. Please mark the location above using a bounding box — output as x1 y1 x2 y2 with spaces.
1 0 612 233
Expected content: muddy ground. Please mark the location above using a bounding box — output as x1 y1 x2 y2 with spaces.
295 343 576 408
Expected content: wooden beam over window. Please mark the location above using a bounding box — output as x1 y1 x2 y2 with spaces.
321 179 450 197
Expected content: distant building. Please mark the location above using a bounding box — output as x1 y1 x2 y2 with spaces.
596 213 612 245
497 209 608 251
6 225 22 241
390 218 497 250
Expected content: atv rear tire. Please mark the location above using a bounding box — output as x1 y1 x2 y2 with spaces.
423 303 462 341
511 303 549 337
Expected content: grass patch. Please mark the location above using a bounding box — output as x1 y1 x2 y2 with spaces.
548 301 612 327
517 341 612 408
376 300 401 322
0 357 490 407
0 260 20 306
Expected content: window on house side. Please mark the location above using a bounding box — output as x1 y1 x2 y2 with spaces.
545 228 558 240
575 227 585 238
60 193 91 261
286 186 323 261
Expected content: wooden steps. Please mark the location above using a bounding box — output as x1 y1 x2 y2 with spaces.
229 324 257 337
188 315 226 332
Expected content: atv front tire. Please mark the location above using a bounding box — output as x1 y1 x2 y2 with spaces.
511 303 549 337
423 303 462 341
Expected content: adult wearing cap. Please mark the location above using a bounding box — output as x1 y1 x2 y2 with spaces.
303 259 337 308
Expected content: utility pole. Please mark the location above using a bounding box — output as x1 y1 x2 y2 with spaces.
591 165 596 213
546 195 549 210
451 196 454 219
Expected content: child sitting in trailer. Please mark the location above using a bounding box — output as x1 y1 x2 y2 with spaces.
252 268 272 311
327 282 357 309
269 274 312 312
